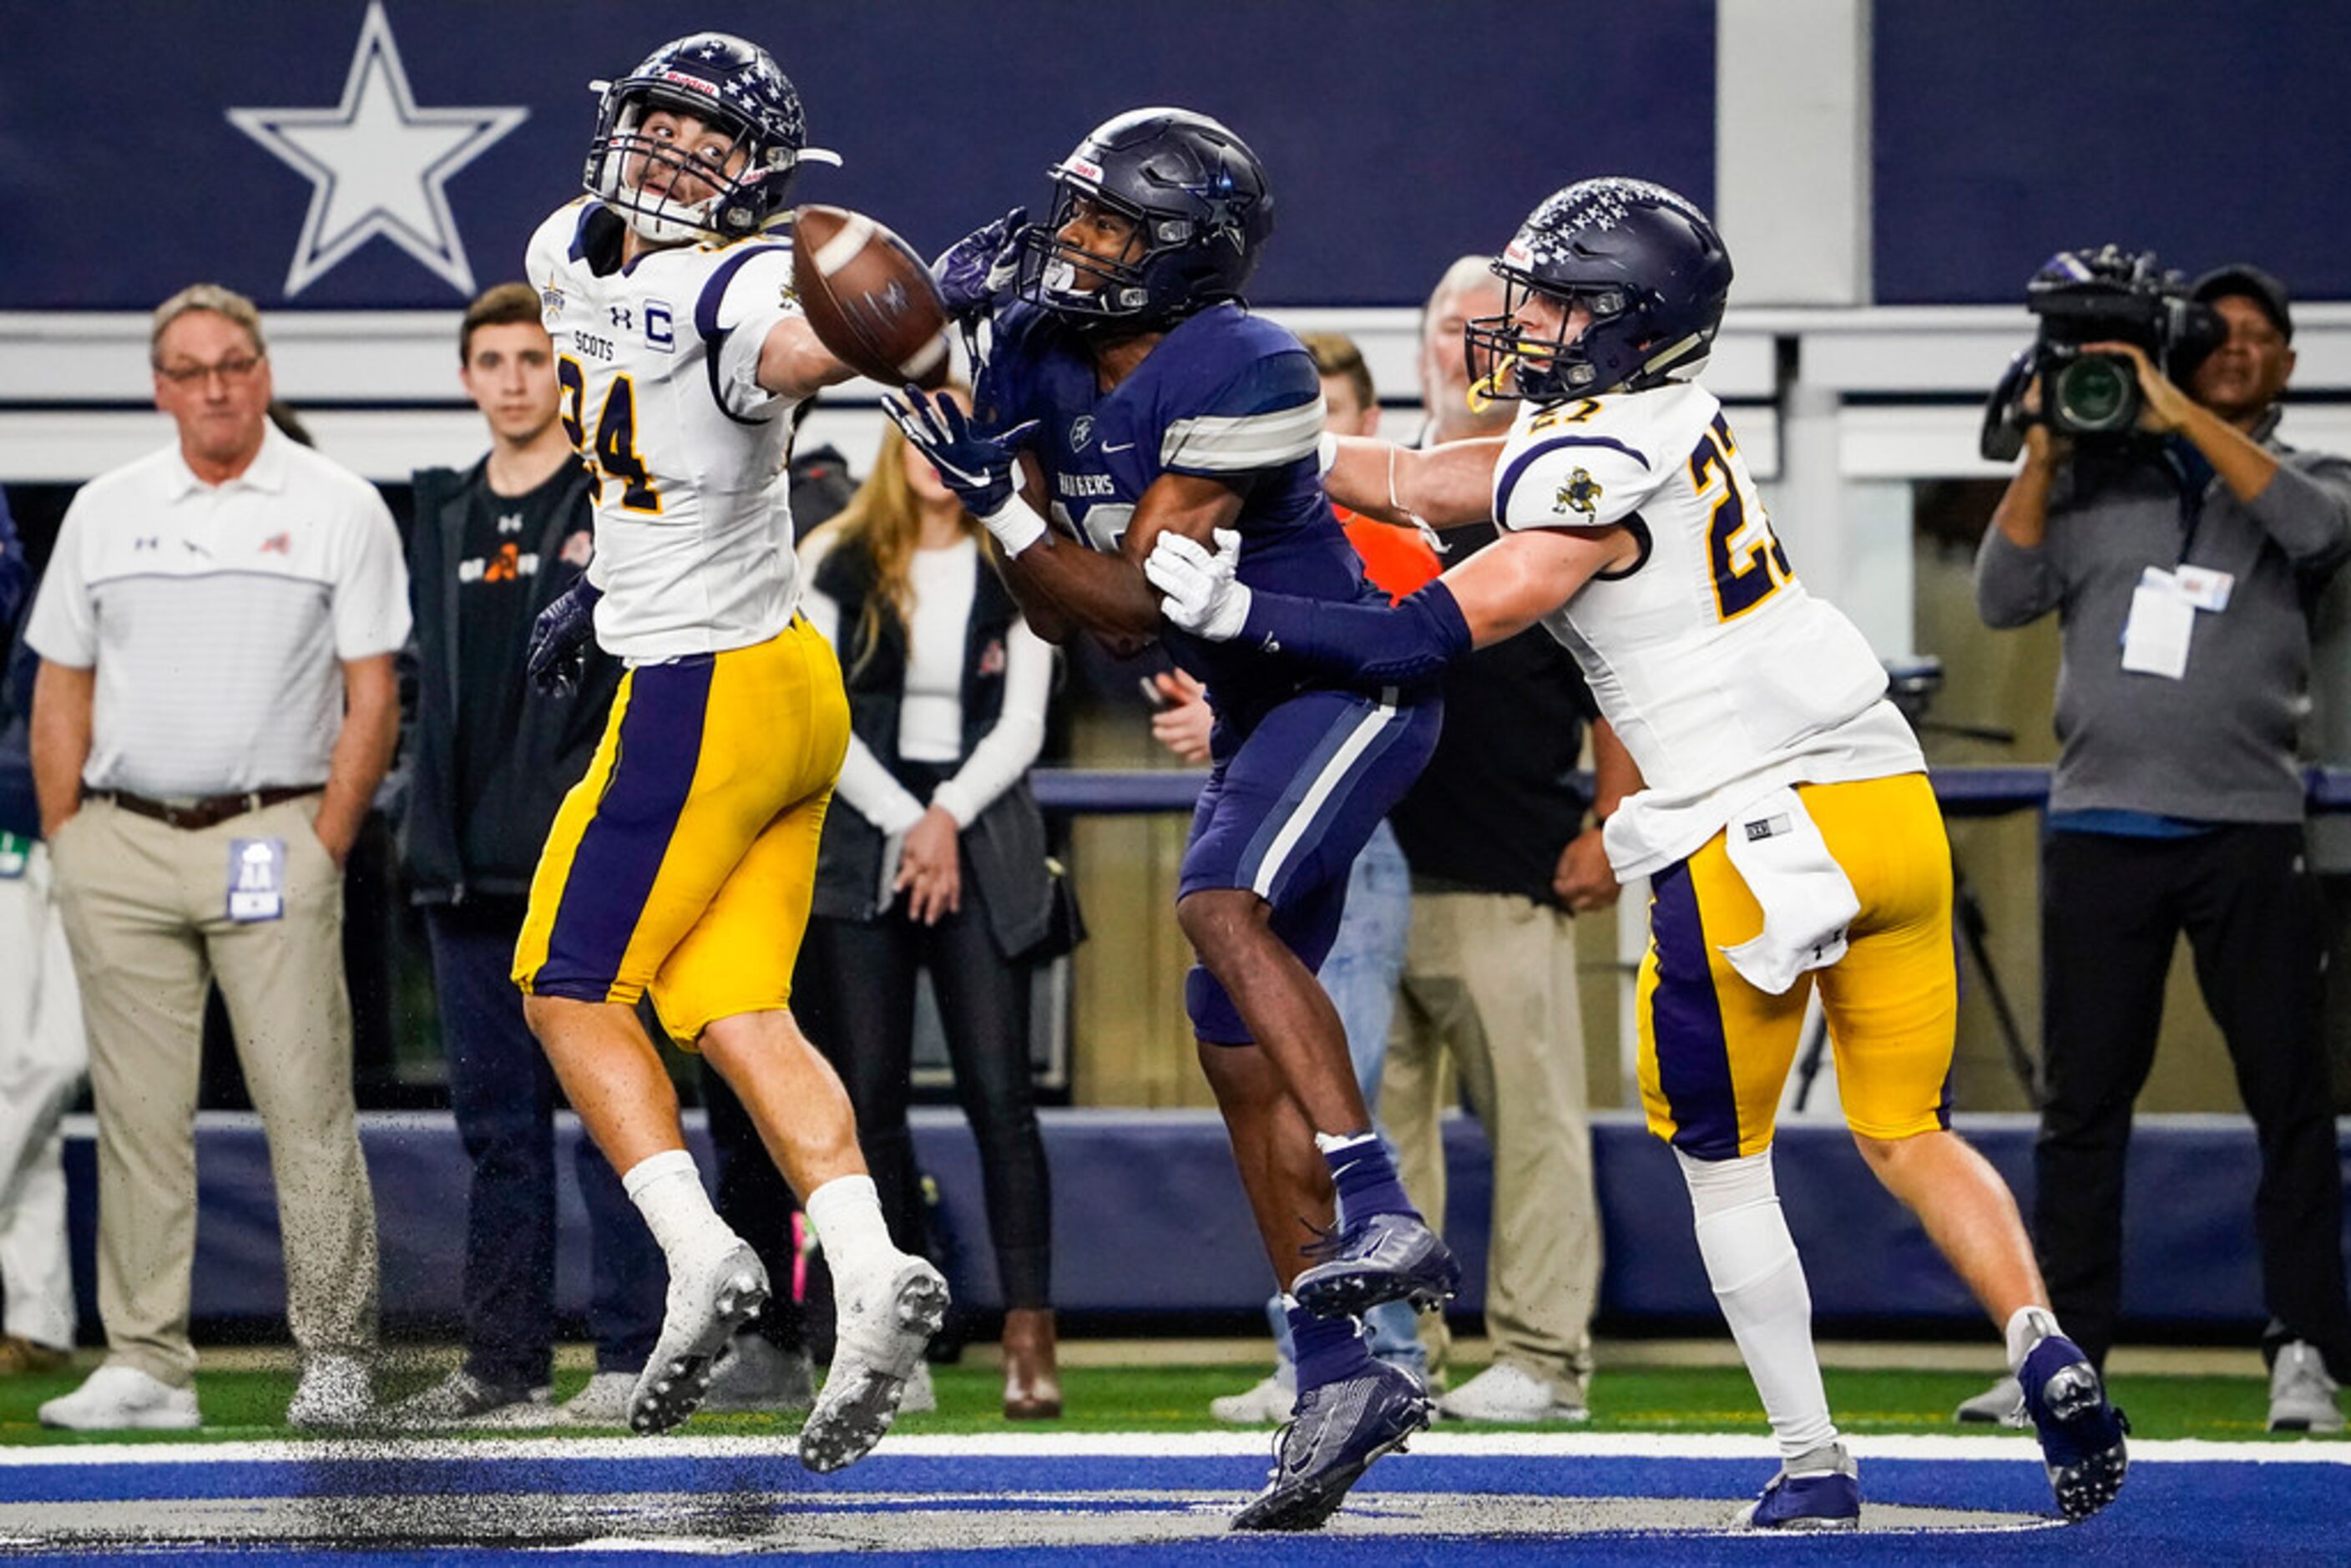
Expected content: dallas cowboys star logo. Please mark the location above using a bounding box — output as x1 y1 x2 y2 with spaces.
227 1 525 296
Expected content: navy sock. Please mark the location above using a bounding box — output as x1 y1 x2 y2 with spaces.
1320 1131 1416 1225
1287 1300 1373 1391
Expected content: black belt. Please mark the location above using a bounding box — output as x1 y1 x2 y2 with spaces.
89 786 321 832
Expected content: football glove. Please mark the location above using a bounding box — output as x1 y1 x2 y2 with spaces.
930 206 1028 321
1145 529 1251 641
527 577 602 696
884 385 1041 541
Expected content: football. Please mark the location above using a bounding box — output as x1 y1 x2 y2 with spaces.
791 205 952 390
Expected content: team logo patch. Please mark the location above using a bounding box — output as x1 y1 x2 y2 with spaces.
1069 415 1095 451
1555 467 1603 517
541 285 564 320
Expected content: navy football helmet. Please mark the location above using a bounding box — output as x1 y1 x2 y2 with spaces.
584 33 839 245
1018 108 1274 331
1465 178 1733 402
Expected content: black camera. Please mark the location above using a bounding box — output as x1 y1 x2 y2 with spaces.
1979 245 2226 459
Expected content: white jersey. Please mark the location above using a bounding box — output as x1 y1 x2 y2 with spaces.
1492 381 1924 877
526 199 809 664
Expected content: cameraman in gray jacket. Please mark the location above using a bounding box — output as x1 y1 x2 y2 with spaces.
1972 264 2351 1434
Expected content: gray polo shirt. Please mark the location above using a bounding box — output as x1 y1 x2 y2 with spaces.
26 425 409 799
1974 417 2351 824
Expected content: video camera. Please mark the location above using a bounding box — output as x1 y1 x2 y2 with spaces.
1979 245 2226 460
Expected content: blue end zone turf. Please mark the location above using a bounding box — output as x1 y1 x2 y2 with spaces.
3 1439 2345 1564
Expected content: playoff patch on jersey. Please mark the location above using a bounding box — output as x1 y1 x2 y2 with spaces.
1555 467 1603 518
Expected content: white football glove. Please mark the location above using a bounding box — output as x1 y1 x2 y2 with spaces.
1145 528 1250 640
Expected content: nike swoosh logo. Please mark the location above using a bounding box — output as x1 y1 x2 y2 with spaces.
1103 441 1135 453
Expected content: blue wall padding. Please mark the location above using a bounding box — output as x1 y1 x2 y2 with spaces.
50 1110 2349 1334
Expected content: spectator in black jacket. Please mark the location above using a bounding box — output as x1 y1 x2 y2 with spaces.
389 283 664 1427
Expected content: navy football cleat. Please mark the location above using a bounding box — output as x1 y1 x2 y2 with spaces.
1732 1441 1862 1530
1231 1360 1432 1531
1291 1213 1462 1319
2020 1333 2129 1520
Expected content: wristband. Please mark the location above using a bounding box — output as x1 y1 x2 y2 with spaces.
978 493 1050 556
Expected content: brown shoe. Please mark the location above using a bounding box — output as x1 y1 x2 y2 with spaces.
1000 1308 1061 1420
0 1335 71 1375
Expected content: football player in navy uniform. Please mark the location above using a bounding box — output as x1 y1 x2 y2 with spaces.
888 109 1449 1530
1147 180 2131 1529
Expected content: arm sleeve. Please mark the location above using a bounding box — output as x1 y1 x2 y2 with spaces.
332 488 413 659
932 619 1052 827
2250 451 2351 571
1160 348 1326 478
796 534 926 835
22 502 94 667
1494 435 1661 532
1238 579 1474 685
1973 520 2065 629
705 245 801 422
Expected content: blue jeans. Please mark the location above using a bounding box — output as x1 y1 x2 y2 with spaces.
1268 821 1424 1378
427 902 665 1385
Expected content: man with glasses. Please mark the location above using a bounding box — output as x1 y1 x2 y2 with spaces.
25 282 406 1430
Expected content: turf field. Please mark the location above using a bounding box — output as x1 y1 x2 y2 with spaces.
4 1351 2342 1562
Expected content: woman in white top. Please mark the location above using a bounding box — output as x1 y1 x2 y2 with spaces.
798 392 1064 1419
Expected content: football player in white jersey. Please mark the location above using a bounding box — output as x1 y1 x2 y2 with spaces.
510 32 948 1472
1148 179 2128 1526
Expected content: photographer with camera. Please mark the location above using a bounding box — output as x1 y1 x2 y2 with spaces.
1971 255 2351 1433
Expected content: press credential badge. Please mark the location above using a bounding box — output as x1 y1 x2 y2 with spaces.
227 837 286 922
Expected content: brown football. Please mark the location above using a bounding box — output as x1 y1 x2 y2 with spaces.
791 204 952 389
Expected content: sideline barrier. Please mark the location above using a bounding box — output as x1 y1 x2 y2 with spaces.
57 1110 2350 1334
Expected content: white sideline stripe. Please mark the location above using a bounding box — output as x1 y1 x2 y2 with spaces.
2 1431 2343 1468
812 215 874 278
1248 689 1398 899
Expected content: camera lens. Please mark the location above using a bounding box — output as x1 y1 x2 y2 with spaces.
2051 355 2135 432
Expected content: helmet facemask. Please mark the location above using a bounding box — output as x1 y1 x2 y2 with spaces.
589 90 791 244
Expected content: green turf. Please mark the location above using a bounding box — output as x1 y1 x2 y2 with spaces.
2 1358 2334 1446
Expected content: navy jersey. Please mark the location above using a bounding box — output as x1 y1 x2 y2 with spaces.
985 301 1378 713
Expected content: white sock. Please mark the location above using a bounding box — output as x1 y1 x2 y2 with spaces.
806 1173 897 1282
2005 1305 2060 1373
1677 1147 1838 1459
620 1148 727 1261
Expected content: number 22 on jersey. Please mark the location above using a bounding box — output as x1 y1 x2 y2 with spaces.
559 356 664 515
1690 411 1787 620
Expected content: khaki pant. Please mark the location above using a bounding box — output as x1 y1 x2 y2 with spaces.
1383 892 1600 1393
48 795 377 1387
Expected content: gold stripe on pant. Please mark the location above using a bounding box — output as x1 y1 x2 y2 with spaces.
47 794 378 1388
1383 891 1600 1394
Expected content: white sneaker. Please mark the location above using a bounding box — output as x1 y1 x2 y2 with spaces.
287 1353 373 1429
629 1236 770 1436
1435 1360 1590 1424
1209 1368 1295 1424
2268 1341 2345 1434
38 1364 200 1430
797 1253 949 1473
702 1333 818 1414
559 1370 638 1426
1954 1373 2030 1428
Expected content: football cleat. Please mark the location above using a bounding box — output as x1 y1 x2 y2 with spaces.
1231 1360 1432 1532
2019 1333 2129 1520
1732 1440 1861 1530
629 1238 770 1436
796 1255 950 1474
1291 1212 1461 1319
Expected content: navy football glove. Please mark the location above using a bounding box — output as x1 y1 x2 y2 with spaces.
527 577 602 696
883 385 1039 522
930 206 1027 322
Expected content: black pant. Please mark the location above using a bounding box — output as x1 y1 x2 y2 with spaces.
2037 826 2351 1379
806 889 1053 1308
425 901 664 1384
